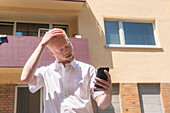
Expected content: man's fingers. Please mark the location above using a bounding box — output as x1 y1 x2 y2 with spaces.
95 77 110 86
104 70 111 82
51 29 63 34
93 87 106 92
51 30 63 34
93 81 108 89
51 32 62 36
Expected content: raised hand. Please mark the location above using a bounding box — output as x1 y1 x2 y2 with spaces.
93 70 113 95
40 28 64 46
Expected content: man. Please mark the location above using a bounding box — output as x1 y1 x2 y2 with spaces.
21 28 112 113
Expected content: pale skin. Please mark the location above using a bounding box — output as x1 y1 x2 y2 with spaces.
20 28 112 110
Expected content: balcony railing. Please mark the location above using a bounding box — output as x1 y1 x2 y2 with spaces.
0 36 89 67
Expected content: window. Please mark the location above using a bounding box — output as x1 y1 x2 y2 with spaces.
0 21 69 37
14 85 43 113
16 23 49 36
104 20 159 48
96 84 121 113
138 84 164 113
0 21 14 35
38 28 50 37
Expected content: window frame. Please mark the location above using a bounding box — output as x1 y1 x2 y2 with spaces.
16 22 50 37
104 19 161 49
0 21 14 35
0 21 69 37
14 84 43 113
138 83 164 113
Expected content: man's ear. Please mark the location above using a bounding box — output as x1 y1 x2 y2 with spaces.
49 50 54 56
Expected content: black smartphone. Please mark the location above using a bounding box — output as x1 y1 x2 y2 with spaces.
94 67 109 90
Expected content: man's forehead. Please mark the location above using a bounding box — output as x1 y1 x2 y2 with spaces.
53 38 69 47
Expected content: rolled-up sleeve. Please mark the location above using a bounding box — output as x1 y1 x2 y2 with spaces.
29 66 46 93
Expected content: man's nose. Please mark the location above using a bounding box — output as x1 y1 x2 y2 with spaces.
64 47 70 53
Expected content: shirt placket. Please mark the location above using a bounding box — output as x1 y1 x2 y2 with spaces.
61 66 65 99
62 65 69 99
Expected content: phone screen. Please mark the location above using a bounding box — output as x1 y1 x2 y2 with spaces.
94 67 109 91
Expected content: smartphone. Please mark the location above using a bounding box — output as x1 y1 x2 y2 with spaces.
94 67 109 90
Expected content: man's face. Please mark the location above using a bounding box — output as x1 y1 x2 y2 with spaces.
48 37 74 64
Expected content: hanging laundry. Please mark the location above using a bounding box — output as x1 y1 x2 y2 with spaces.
0 35 8 45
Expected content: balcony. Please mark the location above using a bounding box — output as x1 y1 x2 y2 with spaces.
0 36 89 67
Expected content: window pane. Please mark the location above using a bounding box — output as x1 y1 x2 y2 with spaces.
138 84 163 113
17 87 40 113
104 21 120 44
0 21 13 35
123 22 155 45
16 23 49 36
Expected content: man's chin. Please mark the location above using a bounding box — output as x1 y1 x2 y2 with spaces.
64 56 74 63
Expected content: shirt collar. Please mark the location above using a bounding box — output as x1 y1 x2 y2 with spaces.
54 59 77 70
69 59 77 68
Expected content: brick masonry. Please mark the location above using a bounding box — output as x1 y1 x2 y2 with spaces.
120 83 141 113
0 84 15 113
0 83 169 113
161 83 170 113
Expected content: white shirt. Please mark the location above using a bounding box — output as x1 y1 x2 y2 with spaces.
29 60 104 113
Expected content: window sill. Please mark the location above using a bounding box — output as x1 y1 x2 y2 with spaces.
104 45 162 50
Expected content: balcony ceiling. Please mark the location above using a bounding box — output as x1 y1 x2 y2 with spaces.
0 11 77 23
0 0 84 11
0 0 85 23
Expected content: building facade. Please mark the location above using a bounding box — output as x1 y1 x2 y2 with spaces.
0 0 170 113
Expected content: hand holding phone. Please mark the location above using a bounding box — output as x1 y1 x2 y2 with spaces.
94 67 109 90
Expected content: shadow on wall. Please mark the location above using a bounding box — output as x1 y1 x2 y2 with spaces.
78 2 114 69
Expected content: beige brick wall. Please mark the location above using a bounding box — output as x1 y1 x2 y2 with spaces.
161 83 170 113
120 83 141 113
0 84 15 113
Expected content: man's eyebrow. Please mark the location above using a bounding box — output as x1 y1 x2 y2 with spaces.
57 42 69 50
